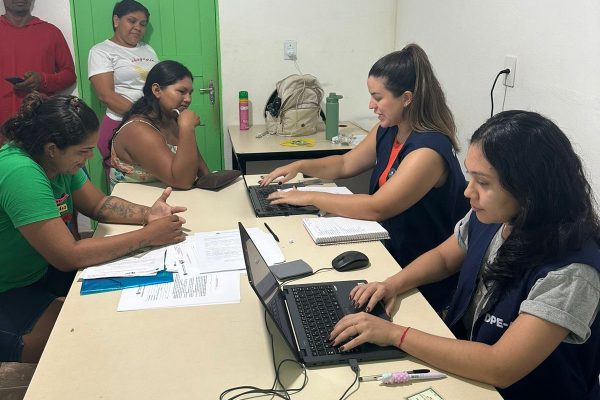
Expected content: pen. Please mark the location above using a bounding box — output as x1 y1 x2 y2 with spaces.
360 370 447 384
360 369 429 382
264 222 280 242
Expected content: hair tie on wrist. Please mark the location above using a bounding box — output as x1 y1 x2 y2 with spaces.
398 326 410 349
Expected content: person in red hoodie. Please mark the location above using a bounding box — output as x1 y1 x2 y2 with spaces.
0 0 76 137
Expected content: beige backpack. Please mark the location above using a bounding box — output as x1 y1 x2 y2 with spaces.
264 74 325 136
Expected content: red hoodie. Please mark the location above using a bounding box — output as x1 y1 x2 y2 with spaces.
0 15 76 126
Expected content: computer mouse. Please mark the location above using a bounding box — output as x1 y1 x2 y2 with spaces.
331 251 369 272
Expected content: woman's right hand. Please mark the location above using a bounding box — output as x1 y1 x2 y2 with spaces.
177 109 201 131
350 281 397 317
142 214 186 246
259 163 301 186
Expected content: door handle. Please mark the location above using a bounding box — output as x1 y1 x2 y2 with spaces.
198 80 215 105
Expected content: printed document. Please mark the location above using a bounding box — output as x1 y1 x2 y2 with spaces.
82 227 283 280
117 271 240 311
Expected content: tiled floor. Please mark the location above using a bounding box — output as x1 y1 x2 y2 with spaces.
0 363 36 400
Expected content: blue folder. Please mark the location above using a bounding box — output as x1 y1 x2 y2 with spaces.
80 270 174 295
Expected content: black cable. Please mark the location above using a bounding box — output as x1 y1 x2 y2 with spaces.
219 310 308 400
490 68 510 118
338 359 360 400
277 267 334 289
220 267 338 399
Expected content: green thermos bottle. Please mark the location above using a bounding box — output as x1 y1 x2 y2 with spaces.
325 92 343 140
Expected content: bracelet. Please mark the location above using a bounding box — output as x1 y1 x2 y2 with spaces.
397 327 411 349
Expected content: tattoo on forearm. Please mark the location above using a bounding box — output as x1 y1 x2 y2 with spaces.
107 239 150 260
96 196 144 223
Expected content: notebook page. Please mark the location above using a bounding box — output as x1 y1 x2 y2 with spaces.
302 217 389 245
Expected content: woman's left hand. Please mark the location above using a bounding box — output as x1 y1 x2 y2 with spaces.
147 187 187 224
267 187 313 206
329 312 403 352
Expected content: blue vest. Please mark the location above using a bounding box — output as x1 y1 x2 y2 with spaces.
369 127 469 310
445 213 600 400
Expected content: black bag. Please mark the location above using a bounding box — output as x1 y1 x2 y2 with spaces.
194 170 241 191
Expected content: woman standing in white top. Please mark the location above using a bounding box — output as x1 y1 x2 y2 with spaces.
88 0 158 174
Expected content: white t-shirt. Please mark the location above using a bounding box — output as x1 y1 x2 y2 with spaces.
88 39 159 120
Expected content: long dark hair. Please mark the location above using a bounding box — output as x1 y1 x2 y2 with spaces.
2 93 99 157
119 60 192 127
112 0 150 31
107 60 192 165
472 110 600 288
369 43 459 150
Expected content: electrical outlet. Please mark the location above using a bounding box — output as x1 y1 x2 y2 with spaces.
504 55 517 87
283 40 297 60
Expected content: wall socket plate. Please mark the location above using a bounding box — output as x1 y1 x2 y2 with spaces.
504 55 517 87
284 40 297 60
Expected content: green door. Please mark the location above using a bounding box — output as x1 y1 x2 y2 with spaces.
70 0 222 194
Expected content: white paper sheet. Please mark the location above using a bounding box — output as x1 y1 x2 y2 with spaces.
192 230 246 273
293 186 353 195
117 271 241 311
82 226 284 281
115 227 284 311
81 247 167 279
246 227 285 265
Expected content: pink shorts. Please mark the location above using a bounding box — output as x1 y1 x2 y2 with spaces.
97 114 122 171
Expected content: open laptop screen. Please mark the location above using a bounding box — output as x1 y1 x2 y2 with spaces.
239 222 300 360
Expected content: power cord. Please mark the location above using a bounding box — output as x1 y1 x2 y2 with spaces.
219 310 308 400
339 359 360 400
278 267 334 287
490 68 510 117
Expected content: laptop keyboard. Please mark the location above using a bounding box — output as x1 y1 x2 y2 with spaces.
252 185 303 213
292 285 359 356
255 186 281 208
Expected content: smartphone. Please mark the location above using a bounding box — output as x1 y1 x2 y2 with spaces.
5 76 24 84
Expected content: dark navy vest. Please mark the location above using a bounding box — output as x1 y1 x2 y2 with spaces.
369 126 469 310
445 213 600 400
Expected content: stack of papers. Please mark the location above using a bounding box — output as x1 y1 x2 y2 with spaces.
81 251 167 279
80 227 285 311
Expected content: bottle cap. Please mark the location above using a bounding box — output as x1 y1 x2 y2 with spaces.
327 92 343 103
239 90 248 99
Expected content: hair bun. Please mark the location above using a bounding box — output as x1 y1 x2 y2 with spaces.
18 91 48 118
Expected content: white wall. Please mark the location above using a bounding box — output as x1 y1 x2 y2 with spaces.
1 0 77 95
218 0 397 167
10 2 598 194
395 0 600 196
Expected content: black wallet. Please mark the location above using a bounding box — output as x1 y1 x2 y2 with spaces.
194 170 241 191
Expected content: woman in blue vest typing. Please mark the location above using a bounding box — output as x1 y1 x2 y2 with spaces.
330 110 600 400
261 44 469 312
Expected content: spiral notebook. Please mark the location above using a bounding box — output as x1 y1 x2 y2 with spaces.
302 217 390 245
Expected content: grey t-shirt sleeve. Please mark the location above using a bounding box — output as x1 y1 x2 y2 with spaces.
519 263 600 344
454 210 472 251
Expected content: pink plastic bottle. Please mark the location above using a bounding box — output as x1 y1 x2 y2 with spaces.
239 91 249 130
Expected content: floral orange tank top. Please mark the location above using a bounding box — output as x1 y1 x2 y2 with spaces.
109 119 177 190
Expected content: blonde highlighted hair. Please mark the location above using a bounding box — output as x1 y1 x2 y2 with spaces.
369 43 459 151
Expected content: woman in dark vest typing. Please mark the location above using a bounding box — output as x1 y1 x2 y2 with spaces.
330 110 600 400
261 44 469 312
